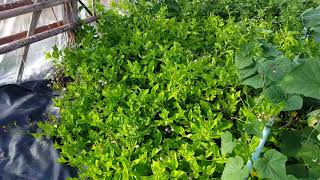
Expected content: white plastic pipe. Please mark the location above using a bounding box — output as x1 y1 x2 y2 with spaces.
245 117 275 177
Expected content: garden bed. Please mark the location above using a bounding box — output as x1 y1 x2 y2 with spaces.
39 0 320 179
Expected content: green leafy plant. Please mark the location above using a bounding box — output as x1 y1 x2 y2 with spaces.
38 0 320 179
236 41 320 111
235 5 320 112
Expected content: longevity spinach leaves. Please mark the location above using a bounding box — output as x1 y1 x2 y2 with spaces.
40 0 320 179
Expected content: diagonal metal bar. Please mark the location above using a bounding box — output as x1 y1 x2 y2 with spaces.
17 1 43 83
78 0 93 16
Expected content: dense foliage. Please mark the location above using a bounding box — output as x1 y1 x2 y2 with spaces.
39 0 320 179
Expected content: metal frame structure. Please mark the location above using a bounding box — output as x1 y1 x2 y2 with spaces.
0 0 97 82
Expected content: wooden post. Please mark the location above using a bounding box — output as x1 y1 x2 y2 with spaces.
63 0 80 45
92 0 97 16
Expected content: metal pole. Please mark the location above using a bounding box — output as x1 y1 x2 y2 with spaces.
17 0 43 83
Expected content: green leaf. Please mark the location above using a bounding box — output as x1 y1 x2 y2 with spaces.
206 165 216 176
151 161 166 175
243 119 264 138
235 56 254 69
262 84 302 111
171 170 187 178
241 74 265 89
164 152 178 170
263 85 286 104
200 100 211 112
221 131 236 156
309 166 320 179
153 130 162 146
280 130 301 157
307 109 320 127
284 175 298 180
274 0 287 6
235 42 257 69
132 162 152 176
189 158 200 174
37 122 56 136
254 149 287 180
221 156 248 180
286 164 308 178
283 95 303 111
239 63 259 80
280 59 320 99
307 109 320 117
301 6 320 28
259 41 282 58
298 143 320 167
259 58 295 82
260 41 282 58
301 127 320 144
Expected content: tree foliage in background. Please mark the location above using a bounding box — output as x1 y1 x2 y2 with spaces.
39 0 320 179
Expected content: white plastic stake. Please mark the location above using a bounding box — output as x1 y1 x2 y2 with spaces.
245 117 275 177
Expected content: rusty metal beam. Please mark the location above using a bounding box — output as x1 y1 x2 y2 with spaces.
0 0 33 12
0 16 97 54
0 21 64 46
0 0 70 21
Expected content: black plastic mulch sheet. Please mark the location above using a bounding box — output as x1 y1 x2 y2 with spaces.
0 80 74 180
